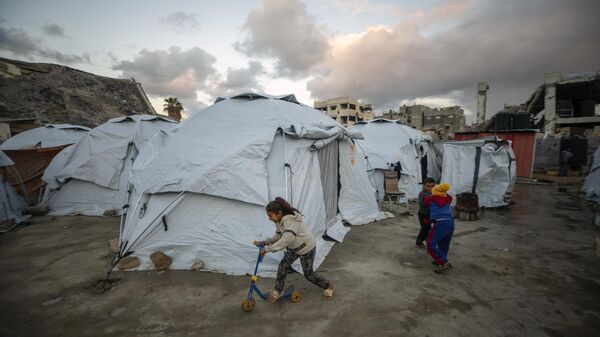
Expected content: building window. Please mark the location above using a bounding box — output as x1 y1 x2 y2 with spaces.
329 105 337 110
349 104 356 110
435 116 441 119
448 115 455 118
340 103 348 109
426 116 432 120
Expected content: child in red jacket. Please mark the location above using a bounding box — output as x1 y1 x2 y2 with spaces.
424 183 455 274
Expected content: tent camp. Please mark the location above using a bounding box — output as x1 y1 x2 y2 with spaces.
0 124 90 203
348 119 440 200
437 137 516 208
41 115 177 216
0 151 30 228
116 93 387 276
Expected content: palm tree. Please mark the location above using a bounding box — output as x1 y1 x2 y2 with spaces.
163 97 184 121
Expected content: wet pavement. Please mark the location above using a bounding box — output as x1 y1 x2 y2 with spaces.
0 183 599 337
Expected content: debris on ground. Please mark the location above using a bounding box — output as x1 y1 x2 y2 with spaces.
109 307 126 317
191 260 204 271
117 256 140 270
86 278 122 294
108 238 119 253
25 205 49 216
42 296 63 306
150 251 172 270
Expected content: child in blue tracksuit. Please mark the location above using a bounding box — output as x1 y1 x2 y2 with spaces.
424 183 454 274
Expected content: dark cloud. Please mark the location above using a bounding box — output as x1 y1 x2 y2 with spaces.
113 46 218 99
0 24 89 63
234 0 329 77
210 61 265 96
307 0 600 120
159 12 201 31
43 23 67 37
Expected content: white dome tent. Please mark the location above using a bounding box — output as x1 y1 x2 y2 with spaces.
0 124 90 150
117 93 388 276
0 124 90 204
41 115 177 216
348 119 439 200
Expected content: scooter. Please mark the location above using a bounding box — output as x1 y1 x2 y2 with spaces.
241 243 301 312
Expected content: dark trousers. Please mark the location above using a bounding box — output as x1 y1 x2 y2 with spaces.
417 212 431 244
427 219 455 265
559 163 569 177
275 247 330 292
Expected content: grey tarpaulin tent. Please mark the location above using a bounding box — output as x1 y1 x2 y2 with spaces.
436 137 516 208
117 93 389 276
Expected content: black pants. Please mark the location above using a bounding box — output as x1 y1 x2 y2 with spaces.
275 247 330 292
559 163 569 177
417 212 431 244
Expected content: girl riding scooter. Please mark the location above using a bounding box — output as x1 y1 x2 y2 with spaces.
253 197 335 301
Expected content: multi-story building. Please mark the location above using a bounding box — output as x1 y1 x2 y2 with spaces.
314 97 374 126
422 106 465 132
398 104 465 133
381 109 406 123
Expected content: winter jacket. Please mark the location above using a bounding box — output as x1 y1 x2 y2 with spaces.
424 194 453 221
264 212 316 255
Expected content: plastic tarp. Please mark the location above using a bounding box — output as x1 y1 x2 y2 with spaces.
582 147 600 204
348 120 433 199
0 124 90 150
119 94 387 276
41 115 177 216
440 142 516 208
2 146 67 204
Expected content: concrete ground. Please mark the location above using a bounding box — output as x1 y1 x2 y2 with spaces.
1 184 599 337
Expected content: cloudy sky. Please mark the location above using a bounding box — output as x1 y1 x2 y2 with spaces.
1 0 599 122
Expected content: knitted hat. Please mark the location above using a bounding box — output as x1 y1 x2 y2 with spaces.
432 183 451 197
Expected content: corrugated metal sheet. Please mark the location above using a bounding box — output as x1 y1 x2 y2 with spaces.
454 131 537 178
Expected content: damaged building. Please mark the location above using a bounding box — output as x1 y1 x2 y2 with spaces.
0 57 157 140
524 71 600 171
461 71 600 174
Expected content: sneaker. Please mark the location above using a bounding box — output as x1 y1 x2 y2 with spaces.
323 282 335 300
267 290 282 303
434 263 452 274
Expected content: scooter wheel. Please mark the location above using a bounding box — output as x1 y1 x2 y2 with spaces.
291 291 301 303
241 298 256 312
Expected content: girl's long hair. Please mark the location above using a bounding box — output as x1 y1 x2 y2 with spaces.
266 197 299 216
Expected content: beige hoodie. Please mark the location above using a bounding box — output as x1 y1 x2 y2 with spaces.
264 212 316 255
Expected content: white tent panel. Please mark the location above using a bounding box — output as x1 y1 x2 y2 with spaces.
120 192 336 277
41 115 177 216
349 120 434 199
0 150 29 224
440 143 515 208
582 147 600 204
0 124 90 150
0 175 30 224
339 139 392 224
